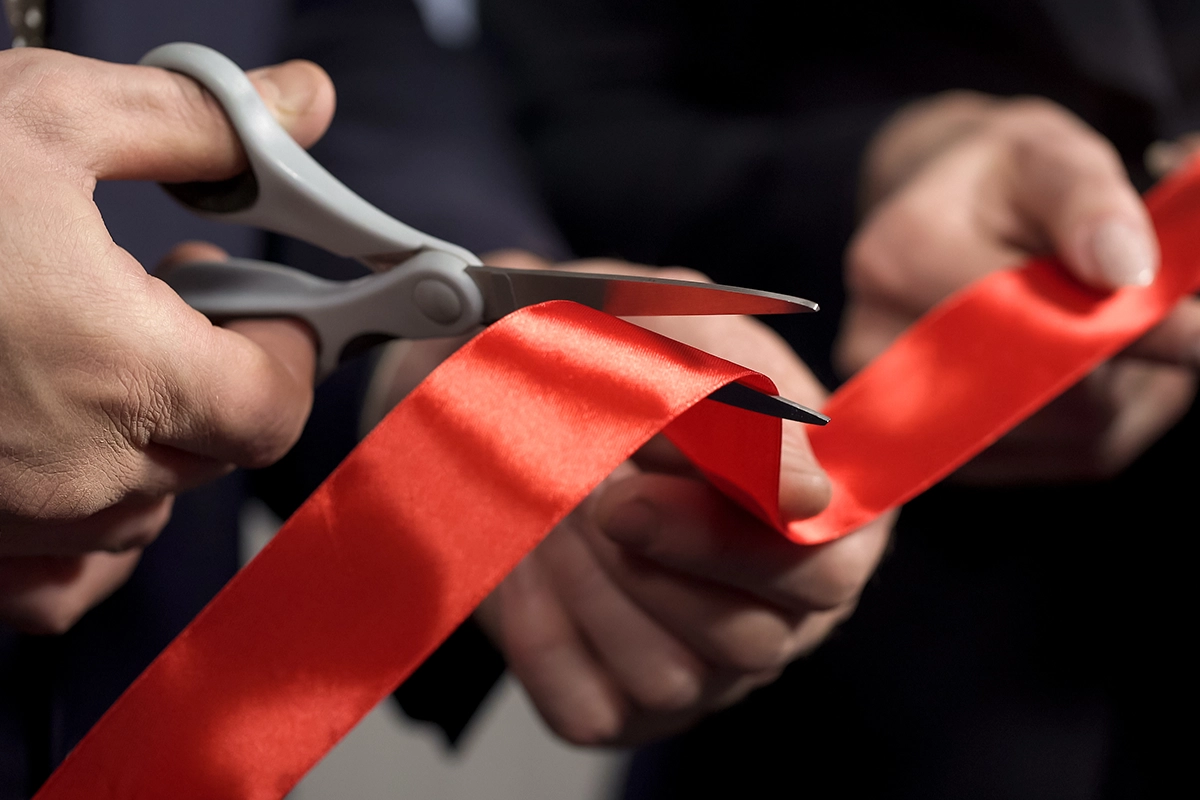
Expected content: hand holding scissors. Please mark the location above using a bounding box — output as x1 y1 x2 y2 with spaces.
143 43 828 425
136 44 891 747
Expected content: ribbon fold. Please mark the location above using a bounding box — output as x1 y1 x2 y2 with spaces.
36 160 1200 798
37 303 786 800
795 159 1200 542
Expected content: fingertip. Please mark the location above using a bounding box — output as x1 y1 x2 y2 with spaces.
546 684 627 747
224 318 318 392
158 318 316 468
218 320 316 465
480 249 554 271
248 60 336 148
999 111 1157 290
1080 217 1158 290
779 469 832 522
778 426 832 521
157 241 229 271
496 558 628 745
0 552 142 635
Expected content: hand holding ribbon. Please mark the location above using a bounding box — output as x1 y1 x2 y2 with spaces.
842 92 1199 484
373 251 894 746
31 72 1200 795
35 153 1200 797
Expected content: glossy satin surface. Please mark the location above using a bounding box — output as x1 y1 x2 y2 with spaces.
34 160 1200 797
34 302 782 800
795 158 1200 543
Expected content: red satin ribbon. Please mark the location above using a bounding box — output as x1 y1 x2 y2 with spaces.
36 303 785 800
791 158 1200 543
36 160 1200 798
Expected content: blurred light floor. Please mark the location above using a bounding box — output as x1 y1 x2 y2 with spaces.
241 498 628 800
292 675 626 800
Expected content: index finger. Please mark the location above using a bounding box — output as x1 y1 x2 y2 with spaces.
136 269 316 468
592 470 890 614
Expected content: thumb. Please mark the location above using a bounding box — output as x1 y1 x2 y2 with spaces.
778 424 832 522
1000 112 1158 290
48 54 336 182
158 243 319 391
151 241 318 467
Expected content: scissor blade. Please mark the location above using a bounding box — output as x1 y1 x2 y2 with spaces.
467 266 818 321
708 383 829 425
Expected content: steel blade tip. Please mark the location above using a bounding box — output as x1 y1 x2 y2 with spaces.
708 383 830 425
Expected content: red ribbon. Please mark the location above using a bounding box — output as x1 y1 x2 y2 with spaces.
36 303 785 799
35 160 1200 798
791 158 1200 543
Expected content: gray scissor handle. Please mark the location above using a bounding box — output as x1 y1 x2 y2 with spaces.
160 254 482 379
138 43 480 269
140 43 486 361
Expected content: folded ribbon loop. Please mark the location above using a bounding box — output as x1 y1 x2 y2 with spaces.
36 160 1200 798
35 302 784 800
792 159 1200 543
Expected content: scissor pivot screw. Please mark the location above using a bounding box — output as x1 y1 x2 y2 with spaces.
413 278 464 325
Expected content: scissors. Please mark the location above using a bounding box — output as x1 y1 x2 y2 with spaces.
142 43 829 426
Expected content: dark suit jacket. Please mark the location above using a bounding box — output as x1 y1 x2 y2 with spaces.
483 1 1200 797
0 2 564 795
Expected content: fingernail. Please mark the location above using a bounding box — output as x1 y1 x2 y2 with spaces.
598 498 659 548
1090 220 1157 288
251 64 319 120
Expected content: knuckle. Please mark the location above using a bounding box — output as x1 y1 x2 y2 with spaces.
996 97 1093 148
156 70 220 123
999 96 1071 126
997 100 1122 176
208 356 311 469
229 401 306 468
0 51 96 156
148 72 240 168
2 460 116 527
102 357 171 449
